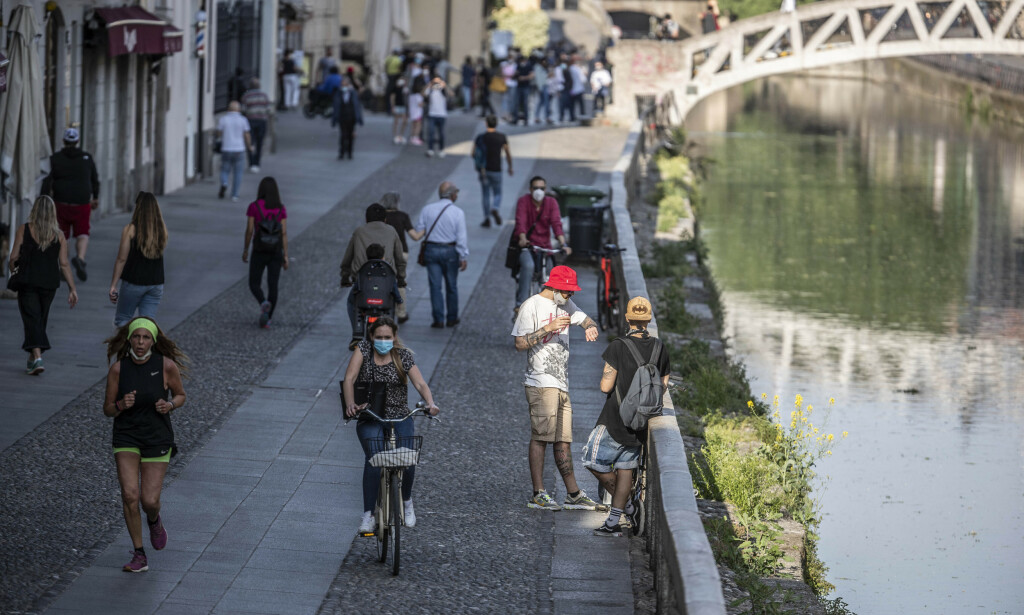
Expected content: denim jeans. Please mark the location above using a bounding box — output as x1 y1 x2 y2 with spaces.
427 116 446 151
356 418 416 512
114 281 164 327
516 249 554 305
423 243 460 324
515 85 530 122
537 90 552 122
220 151 245 198
248 119 267 167
462 85 472 108
504 85 517 116
480 171 503 218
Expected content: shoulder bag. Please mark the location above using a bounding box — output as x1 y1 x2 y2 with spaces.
417 203 453 266
6 239 30 293
505 213 542 273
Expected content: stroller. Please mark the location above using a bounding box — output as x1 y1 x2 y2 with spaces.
352 259 399 343
303 89 335 119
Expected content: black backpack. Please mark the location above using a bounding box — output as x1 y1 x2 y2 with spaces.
254 202 283 253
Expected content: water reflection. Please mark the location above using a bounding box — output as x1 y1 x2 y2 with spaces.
690 70 1024 614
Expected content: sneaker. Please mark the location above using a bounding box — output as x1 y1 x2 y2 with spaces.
358 511 375 534
492 210 503 226
527 491 562 511
425 150 434 158
122 549 148 572
593 523 624 537
71 256 87 281
393 136 401 144
626 494 645 537
481 219 491 228
148 515 168 550
249 165 260 173
26 358 44 376
564 490 607 511
404 500 416 527
410 137 423 146
399 136 407 144
232 196 239 202
218 185 226 199
259 312 270 328
259 301 272 328
438 151 447 159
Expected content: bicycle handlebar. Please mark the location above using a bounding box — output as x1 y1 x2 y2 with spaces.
348 401 441 424
588 244 627 257
528 245 564 255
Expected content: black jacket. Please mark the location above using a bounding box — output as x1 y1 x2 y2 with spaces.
43 147 100 205
331 88 364 126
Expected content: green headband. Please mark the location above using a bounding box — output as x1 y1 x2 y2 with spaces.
127 318 159 342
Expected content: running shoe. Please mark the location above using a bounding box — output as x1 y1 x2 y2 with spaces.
492 210 502 226
358 511 375 535
148 515 168 550
425 150 434 158
404 500 416 527
626 493 645 537
259 301 272 328
71 256 87 281
218 185 226 199
438 151 447 159
527 491 562 511
564 490 607 511
410 137 423 146
593 523 624 537
27 358 44 376
123 550 149 572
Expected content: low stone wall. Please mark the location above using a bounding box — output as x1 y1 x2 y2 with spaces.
608 119 726 615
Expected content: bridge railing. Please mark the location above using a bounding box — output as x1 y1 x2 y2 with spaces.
608 91 726 615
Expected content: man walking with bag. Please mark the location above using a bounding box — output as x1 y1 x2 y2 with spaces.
582 296 671 536
415 182 467 328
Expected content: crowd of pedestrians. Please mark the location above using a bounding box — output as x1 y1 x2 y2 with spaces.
5 48 666 575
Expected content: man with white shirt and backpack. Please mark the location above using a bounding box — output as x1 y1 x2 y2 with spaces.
583 296 670 536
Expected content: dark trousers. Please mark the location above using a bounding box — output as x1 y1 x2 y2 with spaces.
338 119 356 158
427 116 446 151
248 118 267 167
573 93 585 117
423 243 460 324
515 85 530 122
18 286 56 352
357 418 415 512
559 91 576 121
248 251 283 317
479 89 495 116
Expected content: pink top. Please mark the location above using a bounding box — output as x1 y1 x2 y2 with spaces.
513 195 563 250
246 199 287 221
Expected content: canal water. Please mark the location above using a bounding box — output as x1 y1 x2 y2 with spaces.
689 71 1024 614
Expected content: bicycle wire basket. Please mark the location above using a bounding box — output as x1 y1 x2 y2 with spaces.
367 435 423 468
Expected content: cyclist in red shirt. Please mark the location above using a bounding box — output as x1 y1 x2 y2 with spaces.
513 176 572 311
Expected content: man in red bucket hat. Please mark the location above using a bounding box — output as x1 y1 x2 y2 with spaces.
512 265 603 511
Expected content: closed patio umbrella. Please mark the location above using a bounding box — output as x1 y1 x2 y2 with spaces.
0 5 52 251
363 0 410 95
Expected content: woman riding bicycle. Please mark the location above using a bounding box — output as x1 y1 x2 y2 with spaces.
343 317 439 534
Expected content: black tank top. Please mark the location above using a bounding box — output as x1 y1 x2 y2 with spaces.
112 351 175 456
121 238 164 286
21 224 60 290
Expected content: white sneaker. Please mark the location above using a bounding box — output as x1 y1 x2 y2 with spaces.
425 150 434 158
438 151 447 159
404 500 416 527
250 165 260 173
358 511 374 534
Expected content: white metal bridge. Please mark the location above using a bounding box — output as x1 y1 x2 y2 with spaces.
664 0 1024 117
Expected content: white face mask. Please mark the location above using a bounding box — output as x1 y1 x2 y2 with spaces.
532 188 545 202
130 348 152 362
553 292 569 306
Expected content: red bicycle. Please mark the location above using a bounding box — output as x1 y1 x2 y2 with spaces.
589 244 627 331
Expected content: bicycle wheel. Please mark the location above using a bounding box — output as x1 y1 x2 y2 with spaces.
608 285 621 334
375 473 389 563
596 274 609 331
390 472 402 576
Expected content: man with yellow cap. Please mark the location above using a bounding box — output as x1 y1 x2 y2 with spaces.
583 296 670 537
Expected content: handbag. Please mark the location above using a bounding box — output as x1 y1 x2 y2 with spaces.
505 217 541 274
213 138 222 154
489 74 507 93
6 243 29 292
417 203 453 267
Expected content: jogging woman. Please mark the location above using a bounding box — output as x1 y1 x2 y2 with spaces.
342 317 439 533
109 192 168 326
242 177 289 328
8 195 79 375
103 317 188 573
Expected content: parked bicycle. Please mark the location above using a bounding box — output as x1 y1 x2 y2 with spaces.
589 244 627 331
349 402 439 576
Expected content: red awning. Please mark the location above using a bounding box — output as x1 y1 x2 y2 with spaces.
93 7 183 57
0 52 8 93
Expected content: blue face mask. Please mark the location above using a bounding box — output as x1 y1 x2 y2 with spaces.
373 340 394 355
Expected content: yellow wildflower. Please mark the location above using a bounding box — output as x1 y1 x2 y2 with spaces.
829 397 835 405
806 405 813 413
827 433 834 441
747 400 754 409
761 393 768 399
813 427 819 434
794 394 803 407
842 431 849 438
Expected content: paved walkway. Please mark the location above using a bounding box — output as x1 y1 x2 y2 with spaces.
2 108 631 614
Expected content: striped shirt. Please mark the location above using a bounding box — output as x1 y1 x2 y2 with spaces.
241 88 273 121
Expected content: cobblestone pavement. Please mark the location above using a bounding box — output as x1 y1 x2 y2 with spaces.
0 108 630 614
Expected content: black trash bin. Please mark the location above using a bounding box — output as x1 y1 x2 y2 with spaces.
568 205 607 255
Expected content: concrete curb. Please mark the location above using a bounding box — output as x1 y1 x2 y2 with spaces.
609 121 726 615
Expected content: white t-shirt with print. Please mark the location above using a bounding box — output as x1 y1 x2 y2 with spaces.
511 294 588 392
